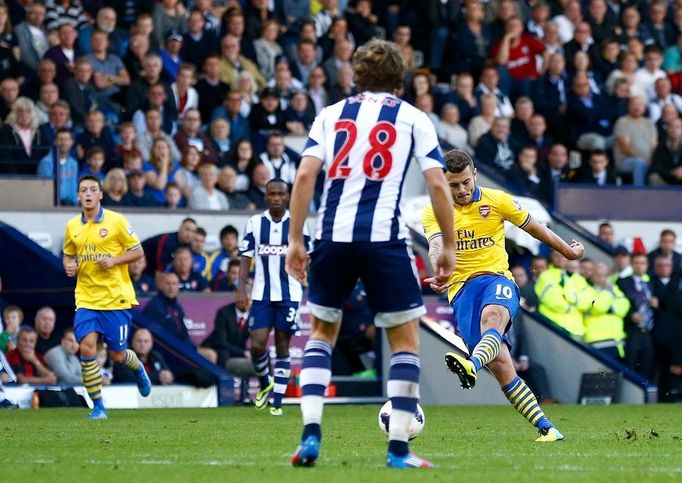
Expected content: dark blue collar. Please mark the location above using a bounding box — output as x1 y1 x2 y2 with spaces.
472 185 482 202
81 207 104 224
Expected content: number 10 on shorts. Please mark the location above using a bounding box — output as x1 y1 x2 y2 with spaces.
495 283 513 299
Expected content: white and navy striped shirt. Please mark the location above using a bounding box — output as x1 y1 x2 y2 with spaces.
239 210 311 302
302 92 445 243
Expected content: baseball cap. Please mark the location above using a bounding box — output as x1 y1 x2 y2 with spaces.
166 31 183 42
613 245 630 256
260 87 279 98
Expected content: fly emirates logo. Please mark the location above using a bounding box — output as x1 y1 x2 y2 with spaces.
258 244 288 256
456 229 494 251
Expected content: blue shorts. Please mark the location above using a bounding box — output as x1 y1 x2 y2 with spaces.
451 275 520 351
307 240 425 328
249 300 300 334
74 308 132 352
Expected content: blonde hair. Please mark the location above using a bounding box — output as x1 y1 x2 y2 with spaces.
6 97 40 130
102 168 129 196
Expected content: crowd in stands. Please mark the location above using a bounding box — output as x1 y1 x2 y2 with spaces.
514 226 682 401
1 0 682 214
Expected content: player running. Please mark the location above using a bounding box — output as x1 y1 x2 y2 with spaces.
422 150 584 442
286 39 457 468
63 175 151 419
237 179 311 416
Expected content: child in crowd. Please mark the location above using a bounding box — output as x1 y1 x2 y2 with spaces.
80 146 107 181
165 182 183 209
96 342 113 386
122 152 144 174
0 306 23 354
115 122 142 167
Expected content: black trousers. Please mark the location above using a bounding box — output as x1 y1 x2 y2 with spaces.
625 329 655 381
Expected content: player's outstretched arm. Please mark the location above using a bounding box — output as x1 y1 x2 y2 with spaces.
286 155 323 281
523 218 585 260
423 167 456 283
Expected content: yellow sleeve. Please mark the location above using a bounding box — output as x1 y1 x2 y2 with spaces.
62 221 76 256
498 192 531 228
116 215 142 250
421 204 441 241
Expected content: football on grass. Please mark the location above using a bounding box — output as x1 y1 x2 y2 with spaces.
378 401 425 440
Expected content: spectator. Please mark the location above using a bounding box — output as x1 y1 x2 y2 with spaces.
142 218 197 276
90 7 128 57
101 168 128 206
314 0 340 39
44 0 88 32
663 33 682 74
191 227 210 278
583 263 629 359
36 127 79 206
543 143 571 185
114 122 142 169
0 305 22 354
509 96 534 146
221 9 258 63
43 23 81 84
609 245 633 283
174 108 219 165
181 10 218 70
160 31 184 82
283 91 315 135
453 0 489 78
218 165 256 210
563 21 597 73
229 139 259 192
0 77 20 121
210 258 242 292
585 0 616 47
201 284 254 402
6 327 57 385
113 328 174 385
328 65 357 104
95 342 113 385
613 96 658 186
170 247 210 292
572 150 617 185
0 97 49 175
249 87 286 134
605 51 638 96
125 54 176 123
566 72 611 151
597 222 616 250
143 272 191 340
442 72 479 129
86 29 131 116
322 38 354 88
207 225 240 281
526 114 553 163
194 0 220 33
219 34 266 91
33 306 60 356
617 253 656 380
533 52 569 139
474 116 520 174
134 108 181 162
648 229 682 277
121 168 163 207
307 66 329 115
78 146 106 181
492 15 548 99
475 64 513 118
511 265 538 311
254 19 283 82
346 0 378 46
38 100 70 148
593 37 620 82
647 78 682 123
129 254 156 297
468 92 497 148
132 83 177 137
290 39 319 87
164 182 183 209
196 55 230 125
246 162 272 209
44 328 82 385
211 89 251 146
144 137 180 204
76 108 116 160
509 146 552 204
209 118 232 167
333 283 377 376
650 117 682 186
651 255 682 401
174 145 202 200
123 33 151 83
189 163 229 211
632 45 666 101
14 3 48 73
270 63 301 109
439 103 470 152
152 0 186 49
258 132 297 186
535 251 590 338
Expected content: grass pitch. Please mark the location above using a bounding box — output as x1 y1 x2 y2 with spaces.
1 404 681 482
